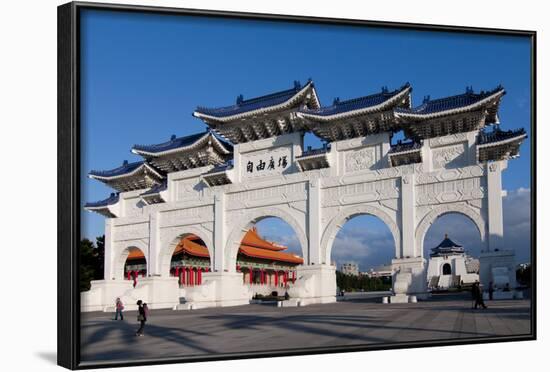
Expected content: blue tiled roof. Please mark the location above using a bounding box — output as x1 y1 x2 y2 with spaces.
434 236 462 249
195 80 312 118
300 83 410 117
85 193 119 208
477 127 526 145
297 145 330 158
396 86 504 116
133 131 232 154
141 181 167 195
204 162 234 175
89 160 145 178
388 141 422 154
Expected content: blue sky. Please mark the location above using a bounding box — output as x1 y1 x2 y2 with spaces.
80 9 532 269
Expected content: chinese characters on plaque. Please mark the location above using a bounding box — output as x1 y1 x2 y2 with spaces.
246 155 288 174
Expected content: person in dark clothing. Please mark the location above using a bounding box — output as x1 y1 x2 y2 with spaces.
471 282 487 309
136 300 146 336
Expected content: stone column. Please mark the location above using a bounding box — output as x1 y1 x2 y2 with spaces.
400 174 415 258
103 218 114 280
148 211 160 276
486 161 505 252
480 160 517 292
307 178 320 265
213 193 226 272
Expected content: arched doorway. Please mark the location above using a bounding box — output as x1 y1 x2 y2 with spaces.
224 208 308 272
330 214 396 294
424 213 483 289
233 216 304 296
169 234 211 287
122 247 147 286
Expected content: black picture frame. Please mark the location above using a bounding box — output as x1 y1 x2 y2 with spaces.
58 1 537 369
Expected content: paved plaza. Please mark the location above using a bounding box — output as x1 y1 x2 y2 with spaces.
81 293 531 363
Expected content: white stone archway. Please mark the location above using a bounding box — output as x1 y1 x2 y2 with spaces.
415 203 487 258
320 204 401 266
158 225 214 278
224 207 308 272
112 240 148 280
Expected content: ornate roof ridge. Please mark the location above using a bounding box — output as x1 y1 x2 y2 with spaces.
89 160 155 179
132 131 233 157
194 80 316 119
84 192 120 208
477 126 527 145
299 83 411 117
396 85 504 116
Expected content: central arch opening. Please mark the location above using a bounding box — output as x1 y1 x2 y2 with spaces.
237 217 304 298
330 214 395 296
424 213 482 291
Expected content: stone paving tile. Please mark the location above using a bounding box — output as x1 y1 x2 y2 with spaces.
80 293 531 363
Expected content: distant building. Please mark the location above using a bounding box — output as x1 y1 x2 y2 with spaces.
341 262 359 276
426 234 479 290
366 265 394 278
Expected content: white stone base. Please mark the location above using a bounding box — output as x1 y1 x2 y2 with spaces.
81 277 180 312
391 257 429 300
479 250 518 290
287 264 337 306
182 272 250 309
388 294 417 303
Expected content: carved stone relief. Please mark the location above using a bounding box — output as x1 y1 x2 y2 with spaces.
226 182 307 210
113 222 150 242
345 147 376 173
429 133 468 147
160 205 214 228
322 178 400 207
416 178 486 206
432 143 467 170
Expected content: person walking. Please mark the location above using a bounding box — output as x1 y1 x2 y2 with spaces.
114 297 124 320
136 300 147 336
472 282 487 309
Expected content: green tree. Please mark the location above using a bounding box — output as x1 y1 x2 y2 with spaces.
94 235 105 280
80 238 97 291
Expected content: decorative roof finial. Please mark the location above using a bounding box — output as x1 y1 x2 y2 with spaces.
333 97 340 105
381 86 388 93
123 160 128 166
294 80 301 89
423 95 430 103
445 233 448 239
466 86 474 94
170 134 176 141
236 94 244 105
